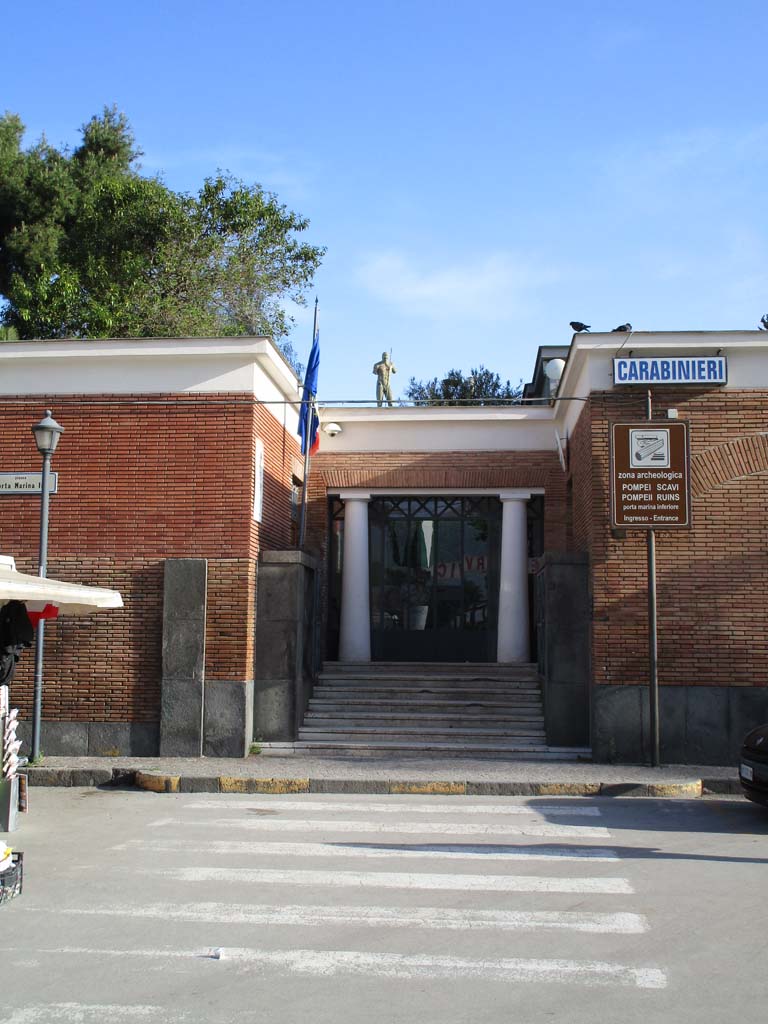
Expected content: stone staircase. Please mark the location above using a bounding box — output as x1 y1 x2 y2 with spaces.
295 662 584 759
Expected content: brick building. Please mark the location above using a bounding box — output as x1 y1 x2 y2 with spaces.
0 337 304 758
1 330 767 764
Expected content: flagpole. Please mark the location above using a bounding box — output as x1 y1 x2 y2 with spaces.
298 298 319 549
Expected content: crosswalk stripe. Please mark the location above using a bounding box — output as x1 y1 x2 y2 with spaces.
7 946 665 989
147 817 610 838
0 1006 178 1024
153 866 633 893
111 838 620 861
31 902 648 933
182 800 604 817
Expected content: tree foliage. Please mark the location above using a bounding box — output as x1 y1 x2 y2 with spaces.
0 107 324 369
404 365 522 405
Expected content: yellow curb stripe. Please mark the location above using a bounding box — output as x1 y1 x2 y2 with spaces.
389 781 467 796
135 771 180 793
219 777 310 794
528 783 601 796
648 781 702 798
218 776 249 793
252 778 310 794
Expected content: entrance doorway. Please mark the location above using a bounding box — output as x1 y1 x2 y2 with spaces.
369 496 501 662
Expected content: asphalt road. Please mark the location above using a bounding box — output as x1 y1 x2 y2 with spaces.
1 789 766 1023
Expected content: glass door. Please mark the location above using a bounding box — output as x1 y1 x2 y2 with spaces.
369 496 501 662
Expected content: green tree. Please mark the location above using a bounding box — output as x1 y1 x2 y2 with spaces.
0 108 324 370
405 365 522 405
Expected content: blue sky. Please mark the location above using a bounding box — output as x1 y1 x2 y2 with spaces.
5 1 768 400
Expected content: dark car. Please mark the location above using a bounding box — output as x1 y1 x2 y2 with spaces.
740 724 768 806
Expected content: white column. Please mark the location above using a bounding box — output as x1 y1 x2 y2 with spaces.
339 491 371 662
497 491 531 663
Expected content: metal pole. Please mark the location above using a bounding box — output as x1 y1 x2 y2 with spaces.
646 388 660 767
31 450 52 762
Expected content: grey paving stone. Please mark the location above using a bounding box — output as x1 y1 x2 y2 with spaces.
599 783 651 797
703 778 742 794
70 769 113 787
466 782 521 796
179 776 221 793
27 768 72 786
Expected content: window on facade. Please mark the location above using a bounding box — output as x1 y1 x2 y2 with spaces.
253 438 265 522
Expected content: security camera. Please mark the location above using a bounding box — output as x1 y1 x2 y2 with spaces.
323 422 342 438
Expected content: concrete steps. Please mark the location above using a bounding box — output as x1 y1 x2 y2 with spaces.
297 661 561 757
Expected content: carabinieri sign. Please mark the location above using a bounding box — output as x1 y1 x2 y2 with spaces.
610 422 691 528
613 356 727 385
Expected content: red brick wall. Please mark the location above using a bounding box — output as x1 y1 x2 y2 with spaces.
308 448 568 549
0 394 301 721
568 388 768 690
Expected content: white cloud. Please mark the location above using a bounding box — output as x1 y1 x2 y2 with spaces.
600 123 768 211
141 145 315 197
356 250 561 321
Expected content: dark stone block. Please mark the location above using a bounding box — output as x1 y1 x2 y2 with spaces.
204 679 253 758
162 620 206 681
536 554 590 748
39 721 89 756
254 555 318 744
702 778 741 794
21 720 158 758
160 676 204 756
255 621 298 680
686 687 730 765
544 681 589 746
160 558 207 757
659 686 687 764
261 550 318 569
728 688 768 763
595 684 768 767
253 677 295 742
592 685 649 763
16 719 31 751
599 783 650 797
256 565 302 622
27 768 72 786
129 723 159 756
180 775 221 793
466 782 521 796
88 722 131 756
70 769 113 787
163 559 207 622
492 782 536 795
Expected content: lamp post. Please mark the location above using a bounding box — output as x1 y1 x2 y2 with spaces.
30 410 64 762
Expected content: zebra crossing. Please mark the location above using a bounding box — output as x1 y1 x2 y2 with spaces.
2 793 667 1023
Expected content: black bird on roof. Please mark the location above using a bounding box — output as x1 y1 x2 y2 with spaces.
612 323 633 332
570 321 591 333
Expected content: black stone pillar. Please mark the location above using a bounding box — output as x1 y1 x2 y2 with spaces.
160 558 207 756
254 550 318 742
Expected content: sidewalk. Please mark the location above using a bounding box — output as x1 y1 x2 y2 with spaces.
23 752 742 798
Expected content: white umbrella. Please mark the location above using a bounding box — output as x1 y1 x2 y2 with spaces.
0 556 123 616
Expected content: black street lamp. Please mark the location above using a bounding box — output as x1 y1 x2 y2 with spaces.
30 410 64 762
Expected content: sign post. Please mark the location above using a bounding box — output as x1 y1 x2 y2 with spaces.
610 405 691 766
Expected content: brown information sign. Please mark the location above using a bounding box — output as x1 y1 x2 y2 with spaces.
611 421 691 528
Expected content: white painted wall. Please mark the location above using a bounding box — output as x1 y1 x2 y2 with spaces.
317 406 558 453
0 337 302 432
